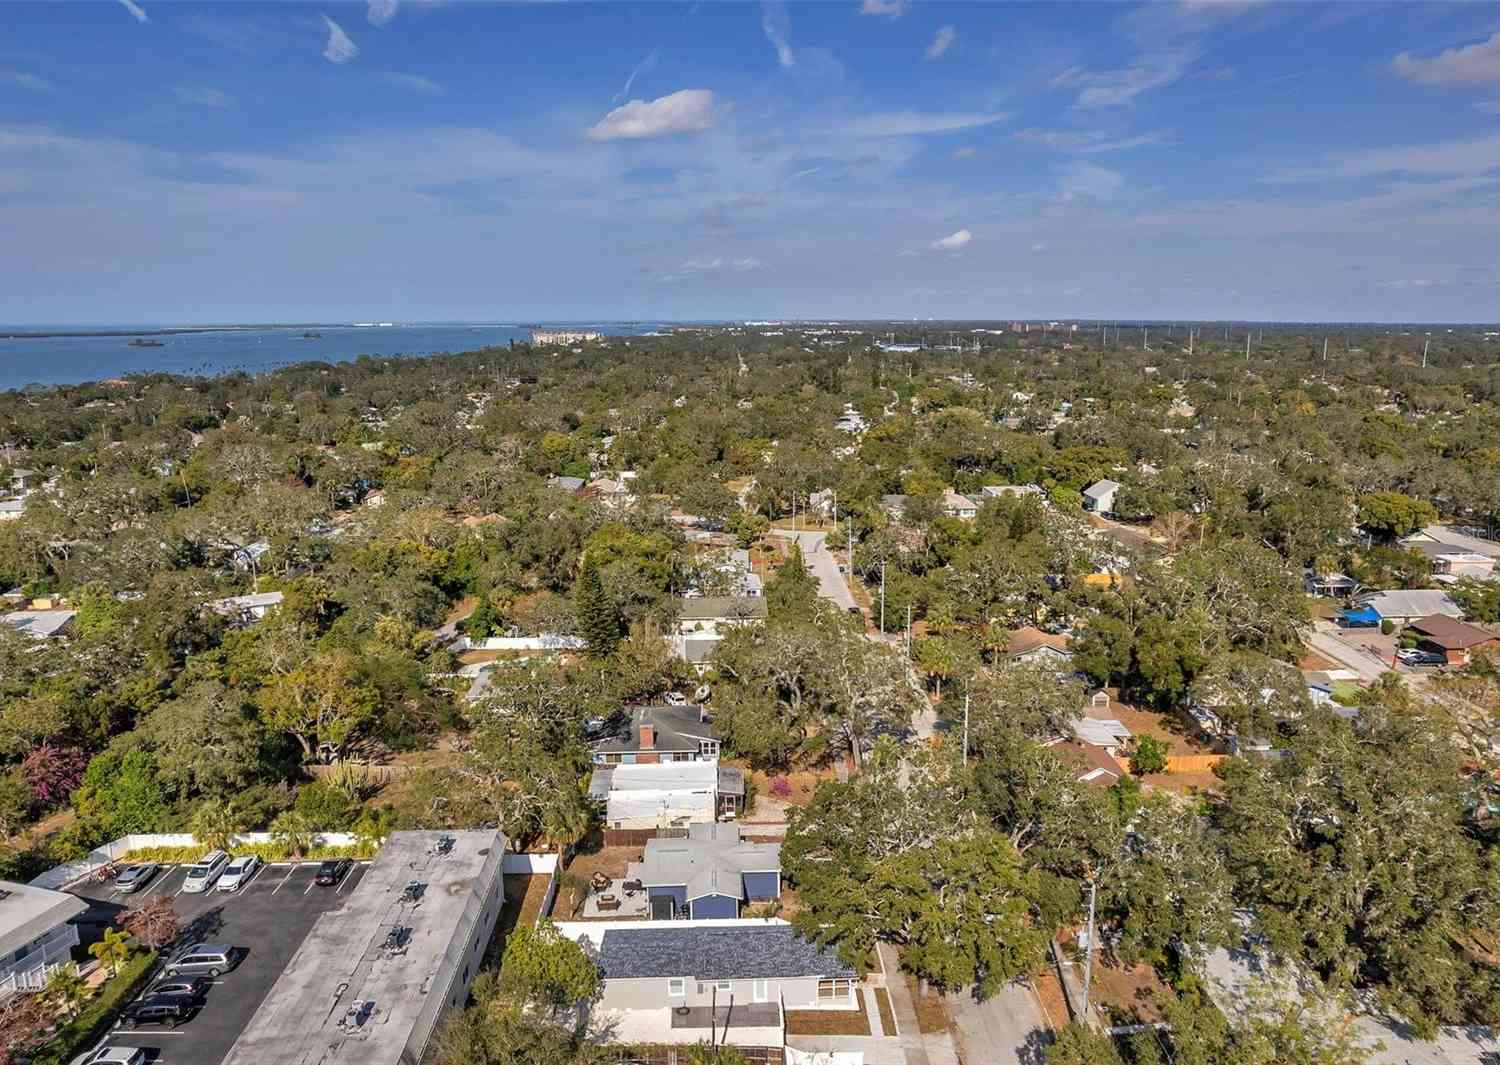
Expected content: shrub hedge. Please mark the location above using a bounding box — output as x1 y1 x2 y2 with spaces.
32 949 158 1065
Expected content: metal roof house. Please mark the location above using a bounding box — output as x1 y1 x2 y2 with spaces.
1 610 76 639
589 761 746 832
1353 589 1463 624
220 830 506 1065
1082 479 1121 515
0 880 88 995
627 823 780 920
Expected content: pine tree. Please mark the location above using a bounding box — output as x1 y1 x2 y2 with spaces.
574 556 621 657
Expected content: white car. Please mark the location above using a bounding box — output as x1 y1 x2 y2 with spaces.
215 854 262 892
181 850 229 894
662 692 687 706
71 1047 146 1065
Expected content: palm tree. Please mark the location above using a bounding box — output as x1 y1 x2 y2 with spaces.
88 928 131 979
269 810 317 858
190 797 245 853
43 963 88 1017
351 807 394 853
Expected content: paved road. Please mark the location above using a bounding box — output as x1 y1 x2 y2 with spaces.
776 529 858 612
946 981 1051 1065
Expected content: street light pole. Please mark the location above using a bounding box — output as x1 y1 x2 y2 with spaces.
962 692 970 763
880 558 886 635
1081 878 1098 1020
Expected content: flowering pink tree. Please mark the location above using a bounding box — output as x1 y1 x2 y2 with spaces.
22 744 88 807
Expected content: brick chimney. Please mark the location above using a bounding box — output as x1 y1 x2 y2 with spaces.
638 712 657 763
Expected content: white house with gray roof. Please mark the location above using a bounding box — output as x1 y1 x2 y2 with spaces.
1082 479 1121 515
628 823 780 920
556 919 858 1050
0 880 88 994
1 610 76 639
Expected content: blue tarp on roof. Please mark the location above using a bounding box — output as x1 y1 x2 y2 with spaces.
1341 605 1380 627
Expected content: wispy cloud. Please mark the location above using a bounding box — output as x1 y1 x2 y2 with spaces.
1478 100 1500 115
586 88 715 141
1271 131 1500 180
614 48 660 103
925 25 957 61
1058 162 1124 200
762 1 794 68
380 72 442 94
1394 31 1500 86
845 111 1007 137
118 0 148 23
1054 51 1196 108
952 147 976 159
321 14 359 64
367 0 399 26
930 228 972 251
173 86 232 107
654 255 766 282
1 69 54 93
859 0 907 16
1015 129 1166 153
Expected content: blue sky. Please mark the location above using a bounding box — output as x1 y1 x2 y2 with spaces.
4 1 1500 324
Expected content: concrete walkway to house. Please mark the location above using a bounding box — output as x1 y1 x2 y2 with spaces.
875 943 964 1065
1307 622 1393 683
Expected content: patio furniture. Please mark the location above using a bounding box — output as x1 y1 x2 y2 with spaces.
590 872 611 891
597 895 621 912
623 879 643 893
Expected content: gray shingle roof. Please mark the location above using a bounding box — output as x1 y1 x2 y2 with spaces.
598 925 855 981
591 705 721 756
1083 479 1121 500
677 596 769 622
633 824 780 902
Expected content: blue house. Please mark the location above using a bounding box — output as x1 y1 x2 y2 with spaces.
628 823 780 920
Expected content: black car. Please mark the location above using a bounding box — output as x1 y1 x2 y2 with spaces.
117 995 196 1029
314 858 352 886
149 976 210 1002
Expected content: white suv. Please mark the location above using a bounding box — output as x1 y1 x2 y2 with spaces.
181 850 229 894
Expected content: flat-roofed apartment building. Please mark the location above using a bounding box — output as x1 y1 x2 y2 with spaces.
220 830 505 1065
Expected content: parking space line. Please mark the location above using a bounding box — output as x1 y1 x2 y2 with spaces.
303 875 317 895
337 871 355 893
272 865 298 894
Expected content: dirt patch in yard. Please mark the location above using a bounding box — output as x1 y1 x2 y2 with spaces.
905 975 952 1035
874 987 898 1036
1032 971 1070 1032
481 873 551 968
786 991 872 1036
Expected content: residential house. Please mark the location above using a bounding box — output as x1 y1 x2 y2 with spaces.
591 705 722 765
1081 480 1121 516
0 498 23 522
6 469 41 494
941 488 978 520
670 596 768 671
1405 614 1500 666
880 494 908 521
1304 569 1358 597
1432 552 1496 582
1052 740 1123 787
1004 627 1075 670
207 591 284 626
560 921 858 1051
547 475 587 493
0 880 88 994
980 484 1042 501
589 761 746 835
628 824 780 920
1070 716 1133 758
1351 589 1463 625
585 475 636 511
1 610 76 639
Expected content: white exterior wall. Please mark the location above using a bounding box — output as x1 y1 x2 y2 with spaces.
0 923 79 993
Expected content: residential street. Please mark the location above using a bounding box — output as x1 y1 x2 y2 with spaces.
947 981 1052 1065
776 528 858 612
1307 621 1393 683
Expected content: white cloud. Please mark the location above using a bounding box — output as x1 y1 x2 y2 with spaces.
1058 162 1124 200
1394 31 1500 86
381 72 443 94
1055 52 1195 108
952 146 976 159
859 0 906 16
1478 100 1500 114
930 229 972 251
1272 131 1500 180
846 111 1007 137
1 70 54 93
321 14 358 64
762 1 794 68
614 48 660 104
925 25 957 61
1015 129 1166 153
367 0 399 26
173 86 232 107
118 0 148 22
1032 242 1047 252
586 89 715 141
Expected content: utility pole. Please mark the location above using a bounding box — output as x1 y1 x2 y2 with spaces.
1323 337 1328 362
1188 328 1194 356
879 558 886 635
1081 878 1098 1020
962 691 970 763
1246 332 1251 361
1423 339 1430 368
1141 326 1147 351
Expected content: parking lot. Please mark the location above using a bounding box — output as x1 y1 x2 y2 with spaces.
71 860 368 1065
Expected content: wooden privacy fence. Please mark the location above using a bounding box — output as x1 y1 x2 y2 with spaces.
1115 753 1226 775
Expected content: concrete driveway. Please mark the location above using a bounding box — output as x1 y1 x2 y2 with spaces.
946 982 1051 1065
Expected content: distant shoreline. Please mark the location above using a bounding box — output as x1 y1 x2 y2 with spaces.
1 325 340 340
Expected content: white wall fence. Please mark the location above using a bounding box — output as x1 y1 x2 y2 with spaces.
502 851 560 927
449 634 584 653
29 831 359 891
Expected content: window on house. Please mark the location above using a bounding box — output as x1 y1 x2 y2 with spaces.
817 978 855 1003
667 978 686 996
699 740 720 759
713 980 733 995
